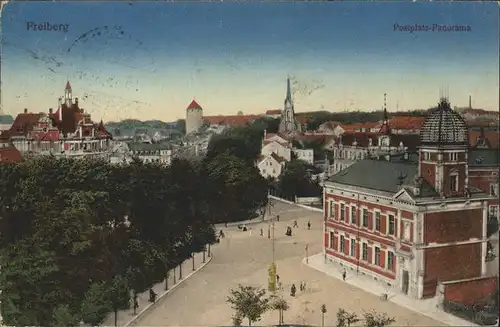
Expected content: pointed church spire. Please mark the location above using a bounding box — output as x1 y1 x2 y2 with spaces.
65 80 72 90
383 93 388 123
379 93 391 135
286 77 292 102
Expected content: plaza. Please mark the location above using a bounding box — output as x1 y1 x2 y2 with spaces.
130 201 461 327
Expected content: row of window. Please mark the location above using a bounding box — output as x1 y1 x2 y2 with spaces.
328 232 396 271
327 201 412 240
423 152 461 162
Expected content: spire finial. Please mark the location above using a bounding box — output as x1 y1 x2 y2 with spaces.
286 76 292 101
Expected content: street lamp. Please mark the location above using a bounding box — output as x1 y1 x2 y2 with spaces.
305 244 309 264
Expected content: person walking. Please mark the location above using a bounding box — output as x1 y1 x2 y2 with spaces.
307 220 311 230
293 220 298 228
342 268 347 281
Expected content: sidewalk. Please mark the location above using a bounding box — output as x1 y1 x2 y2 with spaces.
304 253 478 327
102 250 212 327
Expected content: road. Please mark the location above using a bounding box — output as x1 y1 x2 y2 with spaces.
132 201 444 327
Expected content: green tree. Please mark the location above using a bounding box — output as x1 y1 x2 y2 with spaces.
336 308 360 327
277 160 322 199
80 281 112 326
109 275 131 327
271 296 289 325
363 310 395 327
227 285 271 326
52 304 80 327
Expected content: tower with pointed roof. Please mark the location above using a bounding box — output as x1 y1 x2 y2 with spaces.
64 81 72 107
185 99 203 135
278 77 301 134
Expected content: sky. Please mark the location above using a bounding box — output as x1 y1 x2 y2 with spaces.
1 1 498 122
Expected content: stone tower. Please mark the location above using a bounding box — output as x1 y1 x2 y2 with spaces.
185 99 203 135
278 77 301 134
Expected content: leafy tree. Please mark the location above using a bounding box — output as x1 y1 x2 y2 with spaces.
271 296 289 325
336 308 360 327
109 275 131 327
52 304 80 327
232 312 244 326
80 281 112 326
363 310 395 327
251 117 280 134
227 285 271 326
277 160 322 199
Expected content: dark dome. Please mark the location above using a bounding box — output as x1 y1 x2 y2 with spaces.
420 98 468 146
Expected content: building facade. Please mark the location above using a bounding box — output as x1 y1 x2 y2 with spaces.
3 82 112 160
257 153 286 179
323 98 497 300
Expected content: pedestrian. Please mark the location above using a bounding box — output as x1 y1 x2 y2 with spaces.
260 228 263 236
307 221 311 230
225 222 228 228
299 282 303 291
303 281 307 291
290 284 296 297
276 274 280 283
276 215 280 222
293 220 298 228
342 268 346 281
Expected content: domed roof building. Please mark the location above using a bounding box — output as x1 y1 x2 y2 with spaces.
420 98 468 146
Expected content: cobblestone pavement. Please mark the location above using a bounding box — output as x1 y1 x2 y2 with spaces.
132 201 444 327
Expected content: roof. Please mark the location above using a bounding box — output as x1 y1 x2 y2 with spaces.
0 146 23 163
469 130 499 149
186 100 203 111
468 149 500 168
334 132 420 151
265 109 282 115
65 80 72 90
8 113 43 136
258 153 286 164
420 99 469 146
328 159 438 197
127 142 172 152
389 116 426 130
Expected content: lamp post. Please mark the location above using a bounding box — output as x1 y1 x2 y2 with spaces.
305 244 309 264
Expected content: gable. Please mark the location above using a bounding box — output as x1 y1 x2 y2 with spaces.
262 141 286 151
266 134 288 144
258 155 279 168
392 188 415 203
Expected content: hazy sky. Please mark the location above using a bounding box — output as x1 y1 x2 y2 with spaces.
1 1 498 122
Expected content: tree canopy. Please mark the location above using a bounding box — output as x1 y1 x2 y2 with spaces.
0 154 252 326
273 160 322 199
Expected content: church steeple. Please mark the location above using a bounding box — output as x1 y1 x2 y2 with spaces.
279 77 301 134
379 93 391 135
285 77 292 103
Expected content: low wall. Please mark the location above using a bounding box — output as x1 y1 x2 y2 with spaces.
295 196 322 205
440 276 497 306
269 195 323 213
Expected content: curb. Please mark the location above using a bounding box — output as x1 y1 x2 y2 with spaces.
122 254 214 327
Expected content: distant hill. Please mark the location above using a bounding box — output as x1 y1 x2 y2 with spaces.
104 119 185 133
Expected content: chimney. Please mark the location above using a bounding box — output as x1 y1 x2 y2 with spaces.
49 108 53 114
24 108 28 114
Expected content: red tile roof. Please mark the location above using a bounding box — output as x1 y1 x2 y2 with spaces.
65 80 72 90
187 100 203 111
469 130 499 149
0 146 23 163
265 109 282 115
96 120 112 138
389 116 426 130
8 113 43 136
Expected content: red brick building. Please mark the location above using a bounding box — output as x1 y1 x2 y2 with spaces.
323 98 498 300
2 81 112 158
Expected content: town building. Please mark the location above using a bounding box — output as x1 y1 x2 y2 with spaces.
1 82 112 159
278 77 302 135
185 99 204 135
110 142 173 165
257 152 286 179
324 108 420 175
265 109 282 119
323 98 498 302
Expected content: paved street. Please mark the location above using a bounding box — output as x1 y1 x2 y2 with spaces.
132 201 444 327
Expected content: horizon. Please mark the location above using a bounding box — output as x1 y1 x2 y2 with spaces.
1 1 498 122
